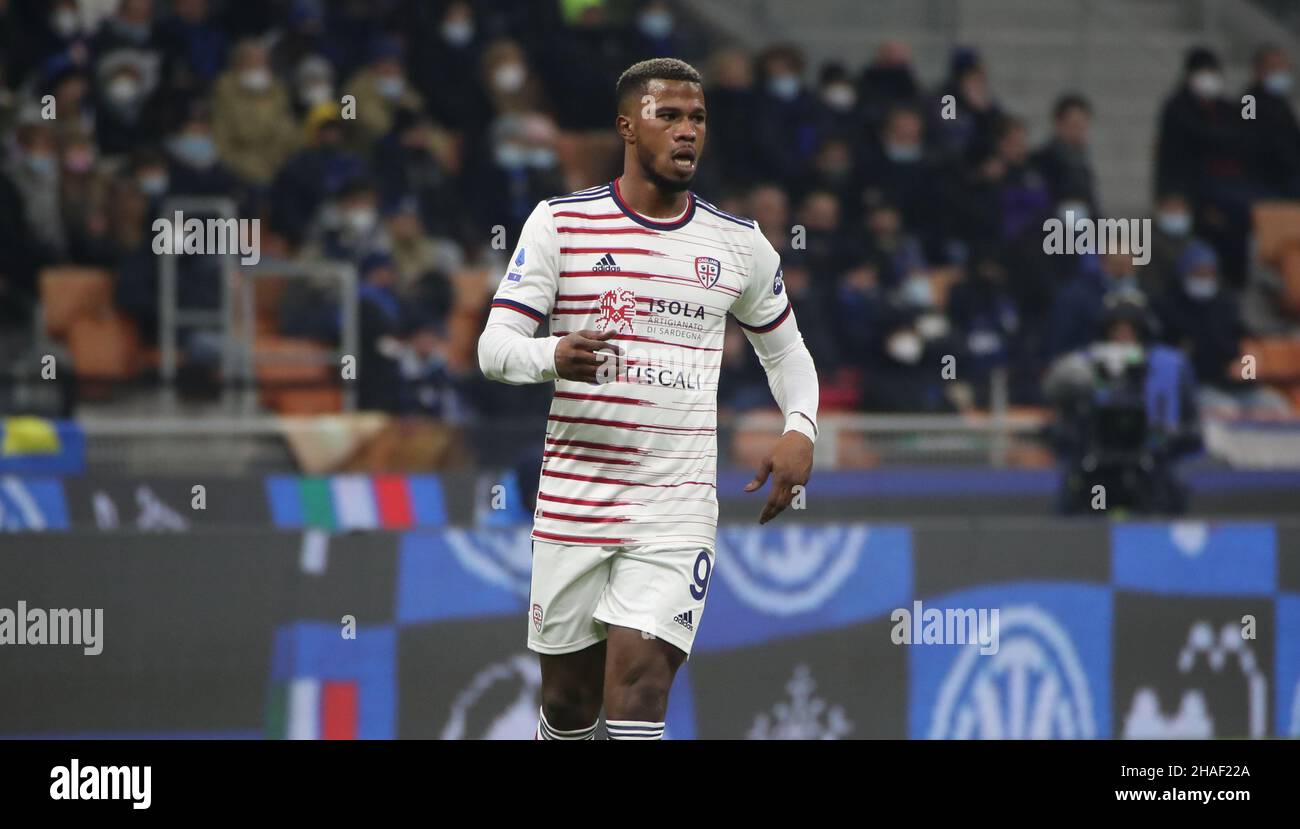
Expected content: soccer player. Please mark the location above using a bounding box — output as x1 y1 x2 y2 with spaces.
477 58 819 740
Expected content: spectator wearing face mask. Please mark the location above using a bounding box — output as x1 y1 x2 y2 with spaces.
211 38 300 184
813 61 862 144
861 306 958 413
290 54 334 119
1155 46 1256 285
57 132 114 264
471 111 565 244
1031 93 1098 216
341 37 425 151
752 44 819 192
1154 241 1290 417
165 103 243 198
4 119 66 261
8 0 92 87
1242 44 1300 199
1141 190 1198 302
93 0 161 55
410 0 490 137
627 0 698 61
94 52 161 155
300 177 392 267
270 106 367 246
859 106 939 246
480 39 550 119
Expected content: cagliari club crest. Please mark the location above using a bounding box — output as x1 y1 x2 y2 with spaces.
695 256 721 289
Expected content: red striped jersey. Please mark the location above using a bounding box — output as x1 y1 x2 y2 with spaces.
489 179 792 548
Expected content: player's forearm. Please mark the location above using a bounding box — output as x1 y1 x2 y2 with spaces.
477 314 560 385
744 321 819 442
762 339 819 442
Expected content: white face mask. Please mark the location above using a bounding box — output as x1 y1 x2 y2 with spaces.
138 173 169 196
1189 70 1224 98
1184 275 1218 300
1157 211 1191 236
240 68 272 92
492 63 526 94
768 74 801 101
345 207 378 234
822 84 856 112
441 20 474 47
301 83 333 106
375 75 405 100
53 8 80 38
900 273 934 307
1264 71 1293 95
108 76 142 105
887 331 924 364
494 143 528 169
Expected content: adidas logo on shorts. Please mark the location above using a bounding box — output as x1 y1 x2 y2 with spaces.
673 610 694 632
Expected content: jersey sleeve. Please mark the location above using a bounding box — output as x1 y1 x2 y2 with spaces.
489 200 560 326
729 224 792 334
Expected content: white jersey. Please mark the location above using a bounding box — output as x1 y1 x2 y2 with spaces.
488 180 796 548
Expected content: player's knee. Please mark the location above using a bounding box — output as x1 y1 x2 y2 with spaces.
541 687 601 731
608 666 671 720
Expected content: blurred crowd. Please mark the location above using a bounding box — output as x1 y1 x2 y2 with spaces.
1 0 1298 422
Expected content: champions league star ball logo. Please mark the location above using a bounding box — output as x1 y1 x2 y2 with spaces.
597 287 637 334
694 256 721 289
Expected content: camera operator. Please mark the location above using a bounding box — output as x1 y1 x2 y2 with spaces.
1043 297 1202 515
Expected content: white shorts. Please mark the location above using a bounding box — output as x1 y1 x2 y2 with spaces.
526 539 716 658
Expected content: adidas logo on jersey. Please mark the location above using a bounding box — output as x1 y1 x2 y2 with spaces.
673 610 694 632
592 253 621 272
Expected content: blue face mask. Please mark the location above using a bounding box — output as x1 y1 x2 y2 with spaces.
1264 71 1293 95
25 153 57 177
638 11 674 39
169 134 217 168
884 142 922 163
768 75 801 102
1157 212 1191 236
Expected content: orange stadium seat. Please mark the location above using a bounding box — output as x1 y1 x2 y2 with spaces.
1240 337 1300 383
253 335 342 414
1253 201 1300 266
64 309 142 381
39 267 114 339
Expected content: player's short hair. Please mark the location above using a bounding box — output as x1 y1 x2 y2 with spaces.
616 58 703 109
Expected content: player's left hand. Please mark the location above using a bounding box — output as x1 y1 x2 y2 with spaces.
744 430 813 525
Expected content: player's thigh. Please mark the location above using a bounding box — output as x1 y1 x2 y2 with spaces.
528 540 615 655
595 543 715 658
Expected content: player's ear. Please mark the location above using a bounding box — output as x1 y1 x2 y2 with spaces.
616 112 635 143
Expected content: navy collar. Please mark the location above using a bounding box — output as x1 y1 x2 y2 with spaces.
610 177 696 230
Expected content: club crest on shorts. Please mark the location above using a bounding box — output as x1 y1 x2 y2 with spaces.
532 603 544 632
695 256 721 289
596 287 637 334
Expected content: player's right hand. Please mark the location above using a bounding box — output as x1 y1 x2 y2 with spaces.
555 328 622 383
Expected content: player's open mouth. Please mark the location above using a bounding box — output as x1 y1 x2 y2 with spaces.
671 148 696 171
